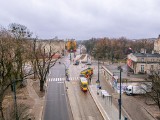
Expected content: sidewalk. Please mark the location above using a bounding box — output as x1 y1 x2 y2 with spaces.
87 65 132 120
89 85 125 120
27 79 44 120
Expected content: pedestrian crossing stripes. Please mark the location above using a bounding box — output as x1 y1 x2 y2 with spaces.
47 77 79 82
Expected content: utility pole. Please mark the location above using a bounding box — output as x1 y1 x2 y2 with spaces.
96 57 100 94
97 57 101 88
118 66 122 120
98 58 99 84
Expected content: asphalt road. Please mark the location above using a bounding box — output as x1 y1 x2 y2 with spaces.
43 62 73 120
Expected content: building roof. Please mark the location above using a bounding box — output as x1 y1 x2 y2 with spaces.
52 54 61 59
132 53 160 57
105 63 146 81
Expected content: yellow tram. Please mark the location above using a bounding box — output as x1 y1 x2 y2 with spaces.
79 77 88 92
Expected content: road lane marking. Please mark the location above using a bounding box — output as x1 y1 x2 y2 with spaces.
47 77 80 82
57 82 64 84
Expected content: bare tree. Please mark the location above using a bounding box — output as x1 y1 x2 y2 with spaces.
32 40 58 91
0 24 34 119
145 72 160 109
9 23 32 39
83 37 154 62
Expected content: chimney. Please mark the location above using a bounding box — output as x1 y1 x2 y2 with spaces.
140 48 146 54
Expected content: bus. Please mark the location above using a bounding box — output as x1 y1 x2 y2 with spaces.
80 77 88 92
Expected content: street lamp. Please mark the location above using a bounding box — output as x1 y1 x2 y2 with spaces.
96 57 102 94
98 58 100 85
117 66 122 120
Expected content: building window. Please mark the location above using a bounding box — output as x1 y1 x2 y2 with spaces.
141 58 144 62
141 65 144 72
151 65 154 71
151 59 154 62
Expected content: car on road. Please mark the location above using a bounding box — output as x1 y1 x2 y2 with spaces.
73 60 79 65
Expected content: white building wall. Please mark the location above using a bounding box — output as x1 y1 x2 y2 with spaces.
128 53 137 62
154 36 160 54
135 63 160 74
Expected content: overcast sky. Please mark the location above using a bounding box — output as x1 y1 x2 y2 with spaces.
0 0 160 40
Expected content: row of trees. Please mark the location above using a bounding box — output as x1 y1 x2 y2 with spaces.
83 37 154 61
0 23 57 119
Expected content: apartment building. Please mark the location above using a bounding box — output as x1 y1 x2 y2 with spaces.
127 35 160 74
127 52 160 74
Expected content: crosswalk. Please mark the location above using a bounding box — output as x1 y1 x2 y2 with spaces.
47 77 79 82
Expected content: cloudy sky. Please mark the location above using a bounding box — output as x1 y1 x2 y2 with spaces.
0 0 160 40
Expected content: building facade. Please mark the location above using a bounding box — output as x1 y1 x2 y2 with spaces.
127 35 160 74
154 35 160 54
127 53 160 74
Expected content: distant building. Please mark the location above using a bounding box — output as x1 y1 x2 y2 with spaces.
127 52 160 74
154 35 160 54
127 35 160 74
36 39 65 54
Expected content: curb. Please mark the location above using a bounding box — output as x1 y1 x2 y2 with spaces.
121 105 133 120
88 86 110 120
142 106 156 120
